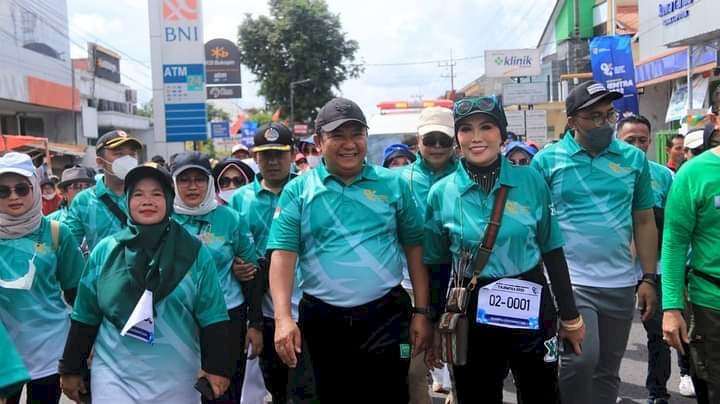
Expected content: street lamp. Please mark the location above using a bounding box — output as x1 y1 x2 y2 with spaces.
289 78 312 135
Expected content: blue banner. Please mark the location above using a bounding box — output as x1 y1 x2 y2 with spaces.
589 35 639 116
210 121 230 138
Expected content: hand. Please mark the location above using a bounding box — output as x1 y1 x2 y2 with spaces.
245 327 264 359
663 310 690 355
637 281 658 322
198 370 230 399
60 374 87 403
274 317 301 368
424 327 444 370
232 258 257 282
410 314 432 356
559 321 585 355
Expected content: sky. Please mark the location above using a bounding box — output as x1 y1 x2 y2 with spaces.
66 0 555 116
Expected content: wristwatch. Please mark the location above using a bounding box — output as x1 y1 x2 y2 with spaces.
641 273 659 286
411 307 435 319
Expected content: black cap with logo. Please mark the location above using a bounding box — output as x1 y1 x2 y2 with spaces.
252 123 293 153
96 129 142 153
315 97 368 134
565 80 623 116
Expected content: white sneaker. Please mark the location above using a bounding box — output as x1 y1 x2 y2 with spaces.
678 374 696 397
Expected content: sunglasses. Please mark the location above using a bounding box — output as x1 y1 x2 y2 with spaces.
509 158 530 166
0 183 32 199
422 133 453 148
218 176 246 189
67 182 92 191
453 96 498 120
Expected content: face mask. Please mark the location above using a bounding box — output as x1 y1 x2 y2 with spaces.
583 125 614 151
42 192 57 200
109 155 138 181
218 189 235 203
307 155 322 168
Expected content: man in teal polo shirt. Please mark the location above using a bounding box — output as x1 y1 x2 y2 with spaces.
229 122 316 403
532 81 658 404
65 130 142 251
399 106 458 402
268 97 432 403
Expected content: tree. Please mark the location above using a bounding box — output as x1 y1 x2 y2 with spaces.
207 102 230 121
238 0 363 122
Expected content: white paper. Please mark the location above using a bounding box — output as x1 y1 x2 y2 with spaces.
121 289 155 344
0 255 36 290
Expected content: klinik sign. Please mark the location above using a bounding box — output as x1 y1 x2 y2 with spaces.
150 0 208 142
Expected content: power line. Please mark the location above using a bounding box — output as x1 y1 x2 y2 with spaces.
438 49 456 91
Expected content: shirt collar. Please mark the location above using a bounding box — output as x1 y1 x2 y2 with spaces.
252 173 297 195
416 152 458 177
316 159 378 185
562 130 622 157
456 157 518 196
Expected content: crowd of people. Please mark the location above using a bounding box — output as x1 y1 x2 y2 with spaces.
1 79 719 404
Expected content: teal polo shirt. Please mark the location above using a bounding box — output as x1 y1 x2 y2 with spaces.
230 175 302 319
173 205 257 310
649 160 673 209
0 322 29 395
424 158 564 278
532 133 655 288
399 154 459 211
65 175 128 251
267 161 424 307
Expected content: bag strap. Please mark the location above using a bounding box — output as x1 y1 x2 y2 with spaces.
99 194 127 227
50 220 60 250
468 185 510 291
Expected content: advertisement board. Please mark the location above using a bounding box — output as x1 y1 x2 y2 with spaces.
484 48 541 77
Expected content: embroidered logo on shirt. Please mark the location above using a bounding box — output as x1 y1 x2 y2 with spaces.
505 200 529 216
364 189 388 203
608 162 631 174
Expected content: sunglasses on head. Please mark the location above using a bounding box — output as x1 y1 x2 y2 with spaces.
422 133 453 148
453 96 498 120
0 183 31 199
218 176 246 189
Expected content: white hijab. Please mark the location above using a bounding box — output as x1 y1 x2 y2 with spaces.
172 168 218 216
0 173 42 239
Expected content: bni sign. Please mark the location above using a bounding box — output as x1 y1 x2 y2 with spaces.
149 0 208 142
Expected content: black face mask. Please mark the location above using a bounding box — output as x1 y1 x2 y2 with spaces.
579 124 614 151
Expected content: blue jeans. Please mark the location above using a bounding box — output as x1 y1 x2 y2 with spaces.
642 276 670 400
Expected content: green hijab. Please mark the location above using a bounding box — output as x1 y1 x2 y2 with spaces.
97 165 202 331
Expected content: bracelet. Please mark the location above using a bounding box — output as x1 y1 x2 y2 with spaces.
560 316 584 331
640 278 657 287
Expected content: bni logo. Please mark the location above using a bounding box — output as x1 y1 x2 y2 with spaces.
163 0 199 21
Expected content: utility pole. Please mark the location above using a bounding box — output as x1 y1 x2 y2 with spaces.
439 49 457 92
289 78 311 135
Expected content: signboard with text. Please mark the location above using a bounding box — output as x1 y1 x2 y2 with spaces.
484 48 541 77
589 35 639 116
210 121 230 138
91 43 121 83
502 82 548 105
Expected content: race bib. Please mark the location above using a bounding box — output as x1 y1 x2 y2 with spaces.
476 278 542 330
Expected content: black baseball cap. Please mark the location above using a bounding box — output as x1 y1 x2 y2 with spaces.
252 123 293 153
96 129 142 153
315 97 368 134
566 80 622 116
170 152 212 176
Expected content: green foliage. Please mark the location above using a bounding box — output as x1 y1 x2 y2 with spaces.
207 103 230 121
237 0 363 122
248 110 273 125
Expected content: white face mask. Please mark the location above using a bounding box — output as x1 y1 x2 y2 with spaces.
307 155 322 168
42 192 57 200
218 189 236 203
109 155 138 181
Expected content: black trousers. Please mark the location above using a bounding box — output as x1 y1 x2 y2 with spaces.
204 304 248 404
454 268 560 404
689 303 720 404
300 285 411 403
7 374 61 404
259 316 318 404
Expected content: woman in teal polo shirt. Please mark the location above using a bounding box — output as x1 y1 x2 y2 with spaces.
170 152 263 403
423 96 584 403
59 164 232 403
0 152 84 404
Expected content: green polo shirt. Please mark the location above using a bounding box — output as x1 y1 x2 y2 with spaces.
649 161 673 209
172 205 257 310
424 158 564 278
65 175 128 251
399 154 459 211
662 150 720 311
230 175 302 319
0 322 29 396
532 133 655 288
267 161 424 307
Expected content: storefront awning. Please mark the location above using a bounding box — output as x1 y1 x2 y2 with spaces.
636 47 717 88
0 135 47 152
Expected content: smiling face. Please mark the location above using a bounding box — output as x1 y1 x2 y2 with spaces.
316 122 367 181
456 114 503 166
175 168 209 208
129 178 167 225
0 173 33 217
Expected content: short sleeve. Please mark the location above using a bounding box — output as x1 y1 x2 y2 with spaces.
70 247 104 326
56 223 85 291
64 194 86 245
267 182 302 253
633 158 655 210
230 210 258 265
396 177 424 246
535 178 565 253
423 187 451 265
0 322 29 394
193 247 231 327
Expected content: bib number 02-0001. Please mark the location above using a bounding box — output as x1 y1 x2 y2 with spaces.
476 278 542 330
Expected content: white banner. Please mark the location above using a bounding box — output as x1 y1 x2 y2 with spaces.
502 82 548 105
484 48 541 78
504 110 525 135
